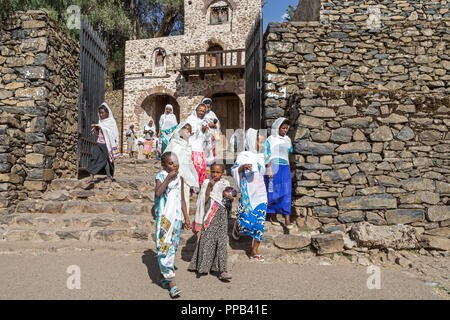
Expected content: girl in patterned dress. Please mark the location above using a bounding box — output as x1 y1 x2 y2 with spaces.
126 123 137 158
231 129 269 262
154 152 190 298
188 163 234 281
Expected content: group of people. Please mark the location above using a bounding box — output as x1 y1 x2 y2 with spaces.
83 100 293 299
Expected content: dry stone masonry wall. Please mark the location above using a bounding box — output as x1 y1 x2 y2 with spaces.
262 0 450 251
0 11 79 214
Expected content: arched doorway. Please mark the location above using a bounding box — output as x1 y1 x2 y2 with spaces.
209 92 241 131
141 94 180 133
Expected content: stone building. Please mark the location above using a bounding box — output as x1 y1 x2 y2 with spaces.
123 0 261 148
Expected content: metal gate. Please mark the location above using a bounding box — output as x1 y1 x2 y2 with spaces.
77 18 107 176
245 13 264 130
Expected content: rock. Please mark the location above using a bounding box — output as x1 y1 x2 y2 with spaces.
337 194 397 210
330 128 353 143
321 225 345 233
295 196 326 207
378 114 408 124
350 222 420 250
43 190 69 201
321 169 351 182
304 216 321 230
342 117 372 128
419 235 450 251
336 142 371 153
385 209 425 225
273 234 311 249
401 178 435 191
397 126 415 141
426 206 450 222
297 115 324 129
358 256 371 266
310 107 336 118
370 126 393 141
395 256 412 268
343 236 357 250
294 141 335 155
338 211 365 223
311 233 344 255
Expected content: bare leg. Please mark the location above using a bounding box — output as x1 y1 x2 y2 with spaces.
285 215 291 226
85 174 94 184
251 240 261 257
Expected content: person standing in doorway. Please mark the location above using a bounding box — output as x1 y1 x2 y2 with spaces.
142 118 156 159
264 118 293 229
158 104 178 154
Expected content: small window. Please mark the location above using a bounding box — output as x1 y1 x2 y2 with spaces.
210 6 229 25
154 49 166 67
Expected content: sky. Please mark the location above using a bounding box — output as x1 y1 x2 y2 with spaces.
263 0 300 31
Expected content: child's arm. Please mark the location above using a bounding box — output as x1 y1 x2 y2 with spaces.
205 179 216 200
155 171 177 198
181 178 191 229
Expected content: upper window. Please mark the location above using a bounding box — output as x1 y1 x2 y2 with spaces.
154 49 166 67
210 6 229 25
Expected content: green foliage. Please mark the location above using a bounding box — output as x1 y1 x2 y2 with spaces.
284 4 296 22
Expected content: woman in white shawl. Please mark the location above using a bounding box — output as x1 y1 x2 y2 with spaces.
85 103 121 184
202 98 221 166
158 104 178 153
263 117 293 228
231 128 268 262
186 103 213 187
142 117 156 159
163 121 199 216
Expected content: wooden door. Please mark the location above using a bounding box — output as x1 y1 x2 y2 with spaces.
212 94 240 131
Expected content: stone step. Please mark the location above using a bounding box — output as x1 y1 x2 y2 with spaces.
43 189 154 203
49 177 155 192
1 227 153 242
3 213 155 230
14 200 152 215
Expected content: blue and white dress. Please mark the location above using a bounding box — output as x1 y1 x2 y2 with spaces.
264 118 293 216
154 170 183 280
231 129 268 242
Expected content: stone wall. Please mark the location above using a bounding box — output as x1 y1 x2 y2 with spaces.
0 10 79 214
261 1 450 249
286 90 449 235
263 0 449 128
105 90 124 152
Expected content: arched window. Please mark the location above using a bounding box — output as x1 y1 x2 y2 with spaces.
154 48 166 67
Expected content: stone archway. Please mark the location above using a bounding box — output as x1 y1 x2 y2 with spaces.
140 94 180 133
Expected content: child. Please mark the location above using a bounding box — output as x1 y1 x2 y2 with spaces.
231 129 268 262
154 152 190 298
142 118 156 159
189 163 235 281
126 123 137 158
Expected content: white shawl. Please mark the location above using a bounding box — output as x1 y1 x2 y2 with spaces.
97 102 120 162
143 117 156 139
186 104 212 153
193 177 230 231
159 104 178 131
161 173 182 245
163 122 199 189
267 117 292 163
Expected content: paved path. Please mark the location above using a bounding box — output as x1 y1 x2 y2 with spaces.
0 250 444 300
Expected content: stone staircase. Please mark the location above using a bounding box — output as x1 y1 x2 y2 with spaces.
0 157 318 255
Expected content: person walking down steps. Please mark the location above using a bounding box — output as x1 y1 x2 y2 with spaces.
154 152 190 298
84 103 121 186
188 163 235 281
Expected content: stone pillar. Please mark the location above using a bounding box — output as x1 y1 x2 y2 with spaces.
0 10 79 214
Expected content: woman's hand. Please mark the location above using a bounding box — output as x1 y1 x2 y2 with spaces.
208 123 216 128
266 166 274 179
238 164 252 173
91 124 99 128
184 218 191 230
202 125 208 132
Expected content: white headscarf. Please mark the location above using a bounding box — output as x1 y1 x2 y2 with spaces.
267 117 292 162
202 97 221 138
163 122 199 189
232 128 266 190
97 102 120 162
159 104 178 131
186 104 212 153
144 117 156 139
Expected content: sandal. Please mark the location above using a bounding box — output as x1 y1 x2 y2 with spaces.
219 272 232 281
286 224 294 230
270 219 280 226
169 285 182 298
250 254 265 262
232 221 240 240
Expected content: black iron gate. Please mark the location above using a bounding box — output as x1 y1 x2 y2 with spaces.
77 18 107 176
245 13 264 130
